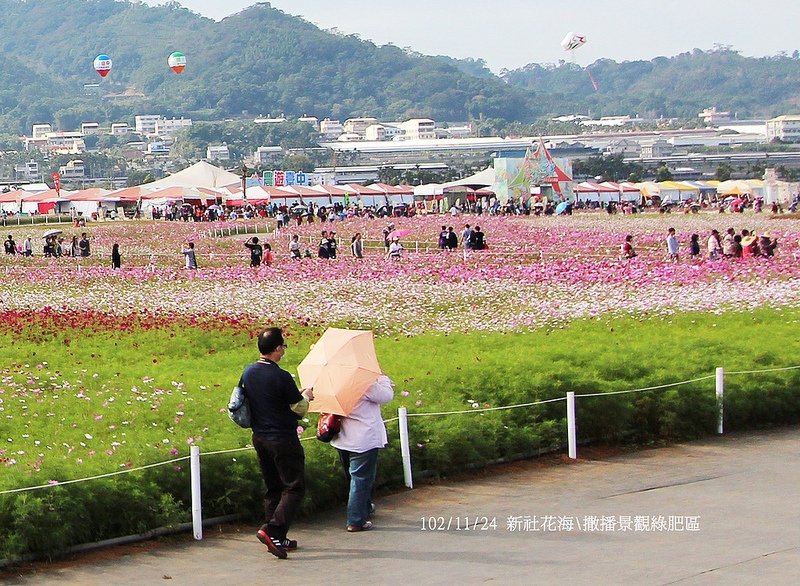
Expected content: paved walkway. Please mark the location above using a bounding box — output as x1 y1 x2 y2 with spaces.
3 427 800 585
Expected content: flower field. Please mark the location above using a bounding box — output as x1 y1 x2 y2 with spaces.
2 211 800 559
2 213 800 335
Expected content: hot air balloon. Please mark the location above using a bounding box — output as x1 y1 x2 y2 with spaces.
168 51 186 74
93 54 112 78
560 32 597 91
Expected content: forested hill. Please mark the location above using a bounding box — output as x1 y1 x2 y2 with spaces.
0 0 534 133
500 48 800 120
0 0 797 136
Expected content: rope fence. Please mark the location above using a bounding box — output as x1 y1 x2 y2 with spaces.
1 362 798 541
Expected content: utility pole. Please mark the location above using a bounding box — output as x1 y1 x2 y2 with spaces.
241 163 248 201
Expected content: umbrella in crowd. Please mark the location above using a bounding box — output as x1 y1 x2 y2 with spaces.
388 228 412 240
42 229 63 239
298 328 383 416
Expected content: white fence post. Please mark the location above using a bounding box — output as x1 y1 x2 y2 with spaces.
398 407 413 488
567 391 577 459
716 367 724 434
190 445 203 540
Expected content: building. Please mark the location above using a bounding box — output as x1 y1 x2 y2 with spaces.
254 116 287 124
81 122 101 135
398 118 436 141
110 123 129 136
343 117 379 137
207 144 230 161
604 139 641 157
320 118 344 139
640 138 674 159
254 146 283 165
766 115 800 142
698 107 732 126
45 132 86 154
14 160 39 180
155 117 192 136
147 142 169 155
59 159 86 180
364 124 387 141
135 115 161 135
32 124 52 139
298 116 319 130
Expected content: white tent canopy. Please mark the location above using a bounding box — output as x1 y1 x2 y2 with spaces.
144 161 241 190
440 167 495 189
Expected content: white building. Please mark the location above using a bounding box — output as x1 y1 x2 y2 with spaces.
110 123 129 136
298 116 319 130
343 117 379 137
364 124 387 141
320 118 344 139
640 138 674 159
766 115 800 142
81 122 101 135
155 117 192 136
254 146 283 165
398 118 436 141
32 124 52 139
14 160 39 180
135 115 161 135
46 132 86 154
207 144 230 161
147 142 169 154
59 159 85 180
698 107 732 126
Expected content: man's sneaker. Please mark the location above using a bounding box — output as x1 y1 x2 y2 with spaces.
256 529 287 559
346 520 373 532
279 538 298 550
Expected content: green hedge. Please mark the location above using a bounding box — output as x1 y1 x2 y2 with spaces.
2 308 800 560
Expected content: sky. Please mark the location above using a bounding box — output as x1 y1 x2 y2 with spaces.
144 0 799 73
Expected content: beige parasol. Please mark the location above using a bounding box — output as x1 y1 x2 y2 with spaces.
298 328 382 416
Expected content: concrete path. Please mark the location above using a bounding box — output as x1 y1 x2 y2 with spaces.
3 427 799 585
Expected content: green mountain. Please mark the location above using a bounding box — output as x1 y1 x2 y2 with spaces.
501 48 800 120
0 0 535 133
0 0 797 136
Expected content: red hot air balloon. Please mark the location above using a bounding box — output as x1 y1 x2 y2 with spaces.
94 54 112 78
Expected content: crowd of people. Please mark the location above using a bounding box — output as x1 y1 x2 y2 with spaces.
621 227 779 261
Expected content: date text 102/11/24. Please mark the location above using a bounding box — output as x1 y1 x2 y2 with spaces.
420 517 498 531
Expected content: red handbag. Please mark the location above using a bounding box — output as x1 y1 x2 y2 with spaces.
316 412 342 442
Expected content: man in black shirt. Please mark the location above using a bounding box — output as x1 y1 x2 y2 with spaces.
3 234 15 255
244 236 263 267
241 327 314 559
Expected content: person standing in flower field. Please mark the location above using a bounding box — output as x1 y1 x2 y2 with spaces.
3 234 16 255
387 237 403 260
666 228 679 262
78 233 90 257
461 224 473 250
181 242 198 269
707 230 722 260
244 236 263 267
351 232 364 258
622 234 636 259
111 243 122 269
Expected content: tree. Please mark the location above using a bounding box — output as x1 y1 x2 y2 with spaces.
655 164 673 181
715 163 733 181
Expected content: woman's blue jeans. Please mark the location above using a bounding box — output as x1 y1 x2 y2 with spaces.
337 448 379 527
